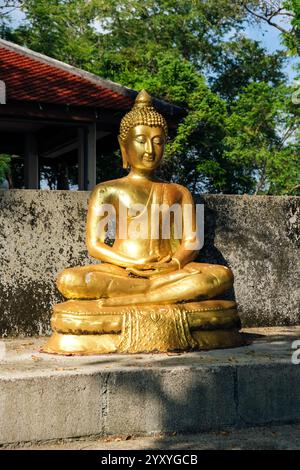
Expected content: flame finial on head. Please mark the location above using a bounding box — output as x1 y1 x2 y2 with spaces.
119 89 168 141
134 89 152 107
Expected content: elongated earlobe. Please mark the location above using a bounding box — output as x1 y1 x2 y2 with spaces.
118 135 129 169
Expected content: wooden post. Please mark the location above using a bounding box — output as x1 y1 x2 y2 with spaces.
86 123 96 190
77 128 86 190
24 132 39 189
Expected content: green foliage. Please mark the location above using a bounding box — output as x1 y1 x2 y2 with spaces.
225 82 300 194
1 0 299 194
10 0 99 71
0 154 11 183
281 1 300 59
210 36 286 101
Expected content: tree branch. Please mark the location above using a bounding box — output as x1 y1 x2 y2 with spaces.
243 4 291 35
278 124 297 149
290 183 300 192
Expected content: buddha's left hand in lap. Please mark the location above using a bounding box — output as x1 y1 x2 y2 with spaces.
126 258 179 277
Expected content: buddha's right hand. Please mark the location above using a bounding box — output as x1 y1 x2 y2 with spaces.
126 255 173 277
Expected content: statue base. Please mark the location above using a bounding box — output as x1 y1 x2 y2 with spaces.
42 300 244 355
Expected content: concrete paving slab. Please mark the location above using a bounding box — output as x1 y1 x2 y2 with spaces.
0 327 299 445
5 423 300 450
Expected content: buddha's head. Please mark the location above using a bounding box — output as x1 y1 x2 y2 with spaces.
118 90 168 172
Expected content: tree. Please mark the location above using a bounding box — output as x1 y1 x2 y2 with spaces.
4 0 100 71
209 36 286 101
225 82 300 194
242 0 300 58
1 0 299 194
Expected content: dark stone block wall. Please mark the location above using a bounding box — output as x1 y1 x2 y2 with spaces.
195 194 299 328
0 190 299 336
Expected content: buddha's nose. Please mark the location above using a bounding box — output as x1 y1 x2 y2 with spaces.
144 140 153 156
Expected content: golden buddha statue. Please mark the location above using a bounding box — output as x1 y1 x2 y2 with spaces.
43 90 243 355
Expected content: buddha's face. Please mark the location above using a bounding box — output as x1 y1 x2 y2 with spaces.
120 125 166 172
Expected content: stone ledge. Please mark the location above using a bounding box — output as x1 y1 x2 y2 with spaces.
0 326 300 445
0 191 299 335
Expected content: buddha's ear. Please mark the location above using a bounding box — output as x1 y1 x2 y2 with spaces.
118 135 129 169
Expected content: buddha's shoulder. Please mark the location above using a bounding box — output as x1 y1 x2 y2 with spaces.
91 179 126 197
163 182 193 198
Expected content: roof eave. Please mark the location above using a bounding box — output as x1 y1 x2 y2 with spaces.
0 38 184 116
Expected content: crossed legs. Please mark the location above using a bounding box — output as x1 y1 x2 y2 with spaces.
57 262 233 305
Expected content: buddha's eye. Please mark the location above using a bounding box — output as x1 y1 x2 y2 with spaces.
153 138 164 145
135 136 146 144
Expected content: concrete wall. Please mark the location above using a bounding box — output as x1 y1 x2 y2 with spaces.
0 190 299 336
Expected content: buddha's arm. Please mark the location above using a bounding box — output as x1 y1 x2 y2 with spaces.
86 186 137 267
86 186 158 267
170 186 200 268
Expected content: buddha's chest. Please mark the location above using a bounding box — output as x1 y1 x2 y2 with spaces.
118 186 153 208
114 183 178 211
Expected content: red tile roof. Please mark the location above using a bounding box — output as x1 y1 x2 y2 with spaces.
0 39 136 110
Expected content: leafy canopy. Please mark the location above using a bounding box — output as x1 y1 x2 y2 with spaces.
0 0 299 194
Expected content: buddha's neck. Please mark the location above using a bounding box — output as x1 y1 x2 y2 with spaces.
128 168 155 181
